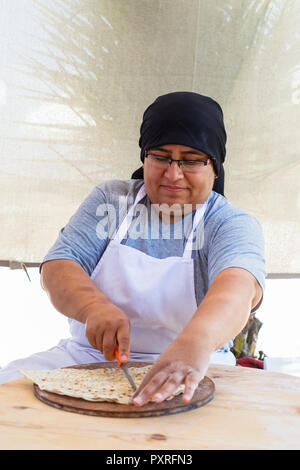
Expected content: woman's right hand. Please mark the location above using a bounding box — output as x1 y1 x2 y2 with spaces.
84 304 130 362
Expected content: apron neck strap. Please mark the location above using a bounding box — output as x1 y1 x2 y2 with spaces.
182 201 207 258
113 184 147 242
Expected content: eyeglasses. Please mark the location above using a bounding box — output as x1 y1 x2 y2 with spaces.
144 152 210 174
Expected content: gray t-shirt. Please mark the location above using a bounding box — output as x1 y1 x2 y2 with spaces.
41 179 266 349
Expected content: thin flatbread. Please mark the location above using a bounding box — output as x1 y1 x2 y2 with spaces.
20 366 185 404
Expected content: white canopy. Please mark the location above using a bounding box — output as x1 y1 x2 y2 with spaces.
0 0 299 273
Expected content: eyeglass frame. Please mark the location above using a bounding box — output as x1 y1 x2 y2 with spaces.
144 151 211 172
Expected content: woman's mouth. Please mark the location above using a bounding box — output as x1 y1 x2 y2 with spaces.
161 185 187 192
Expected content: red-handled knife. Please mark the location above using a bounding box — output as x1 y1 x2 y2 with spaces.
114 345 137 392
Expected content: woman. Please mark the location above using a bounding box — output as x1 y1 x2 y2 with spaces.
0 92 265 406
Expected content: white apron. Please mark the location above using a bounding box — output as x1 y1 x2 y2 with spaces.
67 184 235 364
0 185 235 385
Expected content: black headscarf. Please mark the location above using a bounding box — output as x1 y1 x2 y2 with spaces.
131 91 226 196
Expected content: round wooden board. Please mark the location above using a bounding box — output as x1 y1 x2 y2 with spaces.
33 361 215 418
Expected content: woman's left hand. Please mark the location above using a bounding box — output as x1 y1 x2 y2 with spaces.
129 333 211 406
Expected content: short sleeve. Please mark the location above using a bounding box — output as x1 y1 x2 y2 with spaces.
39 186 109 276
207 213 266 295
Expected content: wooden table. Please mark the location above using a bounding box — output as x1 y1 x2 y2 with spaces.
0 364 299 450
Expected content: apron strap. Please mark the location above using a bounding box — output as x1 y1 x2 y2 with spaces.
113 184 147 242
182 201 207 258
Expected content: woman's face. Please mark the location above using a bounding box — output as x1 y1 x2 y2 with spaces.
143 144 216 215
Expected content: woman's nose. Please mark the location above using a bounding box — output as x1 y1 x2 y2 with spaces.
164 161 184 180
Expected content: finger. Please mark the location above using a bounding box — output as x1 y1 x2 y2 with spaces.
86 329 102 352
116 321 130 362
130 370 169 406
85 331 96 349
150 371 185 403
130 368 155 401
182 371 203 402
84 322 98 350
130 361 170 401
130 360 180 403
93 328 104 353
102 331 117 361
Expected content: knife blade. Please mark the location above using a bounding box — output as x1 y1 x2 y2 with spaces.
114 345 137 392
